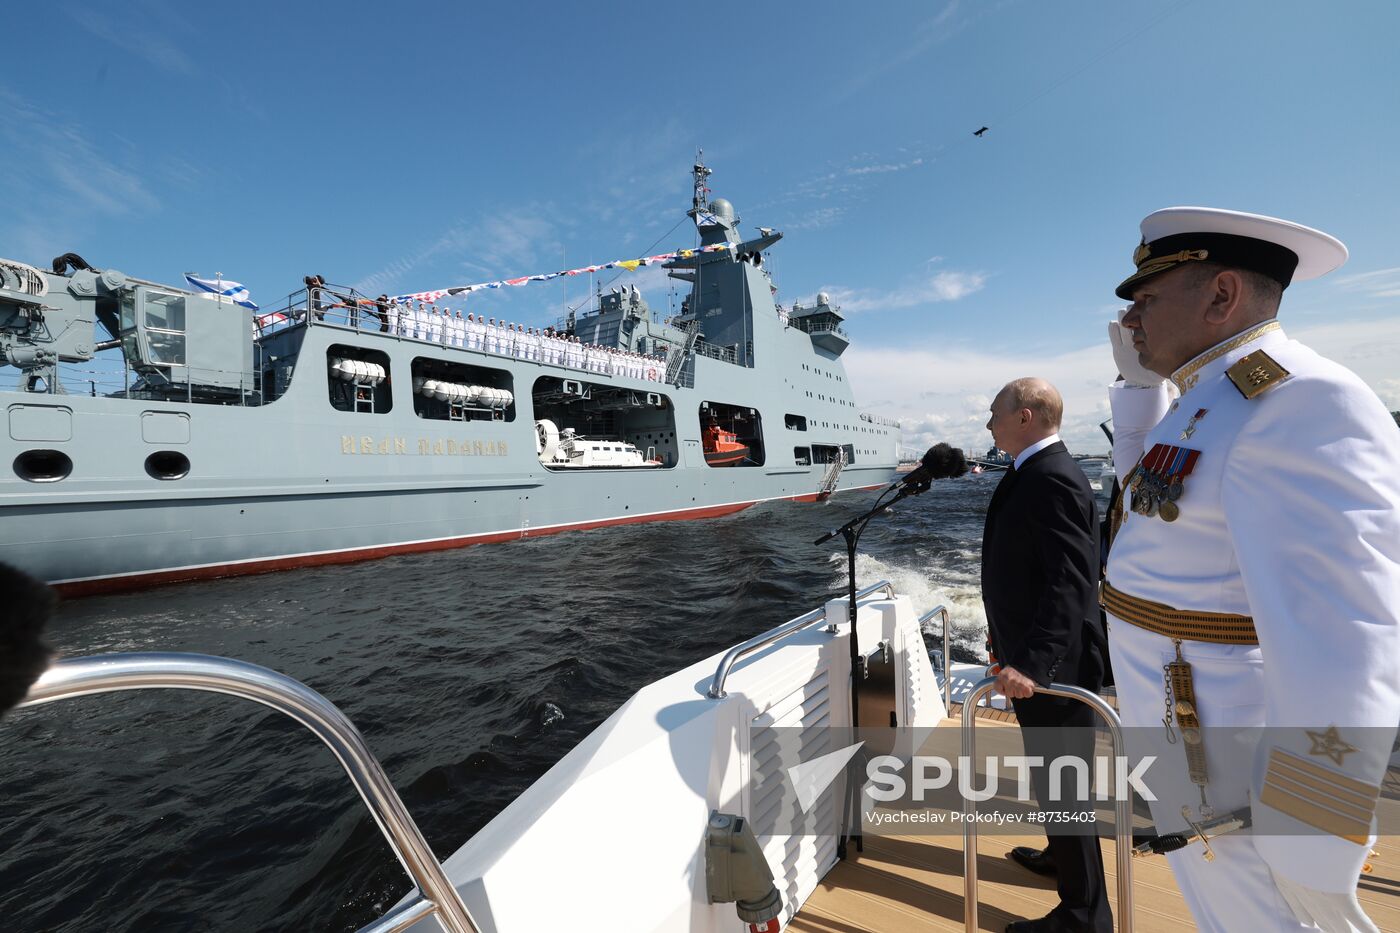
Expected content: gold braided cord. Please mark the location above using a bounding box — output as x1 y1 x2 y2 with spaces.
1132 249 1210 277
1170 321 1281 393
1101 581 1258 645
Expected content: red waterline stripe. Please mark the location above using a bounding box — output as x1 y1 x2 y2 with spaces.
53 482 888 598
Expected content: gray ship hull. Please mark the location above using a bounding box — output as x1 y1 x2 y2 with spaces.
2 310 897 597
1 172 900 595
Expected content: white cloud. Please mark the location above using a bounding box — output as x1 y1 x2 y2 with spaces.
1334 266 1400 300
786 206 846 230
835 1 965 100
845 340 1114 456
65 4 197 75
0 88 164 256
844 157 925 176
354 206 562 296
845 315 1400 456
807 270 988 313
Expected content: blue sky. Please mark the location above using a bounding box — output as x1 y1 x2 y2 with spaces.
4 0 1398 453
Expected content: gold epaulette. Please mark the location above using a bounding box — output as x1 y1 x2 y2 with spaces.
1227 350 1290 400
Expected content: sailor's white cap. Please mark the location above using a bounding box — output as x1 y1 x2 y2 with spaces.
1116 206 1348 300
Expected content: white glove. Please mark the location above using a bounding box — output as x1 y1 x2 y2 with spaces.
1108 315 1165 389
1274 872 1378 933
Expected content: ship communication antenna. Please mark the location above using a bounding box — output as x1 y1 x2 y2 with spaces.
690 149 712 214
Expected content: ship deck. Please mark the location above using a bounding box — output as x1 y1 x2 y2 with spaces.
792 716 1400 932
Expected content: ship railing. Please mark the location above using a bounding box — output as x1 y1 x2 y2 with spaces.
817 447 847 496
13 653 482 933
694 342 738 365
918 605 953 711
665 320 701 386
708 579 896 698
960 678 1134 932
257 283 382 335
2 360 265 405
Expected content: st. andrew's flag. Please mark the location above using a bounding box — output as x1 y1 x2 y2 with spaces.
184 274 258 310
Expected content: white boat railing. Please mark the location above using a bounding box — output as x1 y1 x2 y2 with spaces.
960 677 1134 932
707 579 895 698
14 653 481 933
918 604 953 710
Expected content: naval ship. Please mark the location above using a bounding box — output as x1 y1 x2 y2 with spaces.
0 163 900 596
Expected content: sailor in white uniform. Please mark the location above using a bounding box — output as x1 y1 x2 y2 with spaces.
1105 208 1400 932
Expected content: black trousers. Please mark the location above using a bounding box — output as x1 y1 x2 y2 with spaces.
1010 695 1112 932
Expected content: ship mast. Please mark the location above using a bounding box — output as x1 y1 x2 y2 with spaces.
690 150 711 216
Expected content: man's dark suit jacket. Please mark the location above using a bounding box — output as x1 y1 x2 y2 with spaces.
981 440 1107 692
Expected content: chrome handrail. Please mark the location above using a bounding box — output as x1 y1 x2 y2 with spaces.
14 653 480 933
917 605 952 711
707 580 895 699
960 678 1133 932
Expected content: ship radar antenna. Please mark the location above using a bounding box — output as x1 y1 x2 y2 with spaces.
691 149 712 213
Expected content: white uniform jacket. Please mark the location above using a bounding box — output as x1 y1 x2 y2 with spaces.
1107 321 1400 893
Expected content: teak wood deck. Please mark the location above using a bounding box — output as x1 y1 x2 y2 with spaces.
791 716 1400 932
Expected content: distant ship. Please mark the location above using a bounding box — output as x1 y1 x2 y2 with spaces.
0 161 901 595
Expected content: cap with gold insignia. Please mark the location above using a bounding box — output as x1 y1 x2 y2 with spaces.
1116 207 1348 300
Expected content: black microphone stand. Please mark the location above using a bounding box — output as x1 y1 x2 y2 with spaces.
814 478 924 858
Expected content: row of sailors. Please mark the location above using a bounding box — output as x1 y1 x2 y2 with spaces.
387 303 668 382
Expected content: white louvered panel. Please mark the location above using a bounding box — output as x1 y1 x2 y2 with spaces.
748 666 842 929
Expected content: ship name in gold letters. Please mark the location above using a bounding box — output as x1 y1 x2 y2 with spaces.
340 436 508 457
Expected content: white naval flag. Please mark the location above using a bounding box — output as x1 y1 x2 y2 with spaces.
184 274 258 310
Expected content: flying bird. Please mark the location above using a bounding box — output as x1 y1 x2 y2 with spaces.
974 126 989 137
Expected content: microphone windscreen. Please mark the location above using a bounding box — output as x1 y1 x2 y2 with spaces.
0 563 55 717
921 443 968 479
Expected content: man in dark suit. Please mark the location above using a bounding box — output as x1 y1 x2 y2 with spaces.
981 377 1111 933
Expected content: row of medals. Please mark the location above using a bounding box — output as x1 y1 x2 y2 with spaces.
1129 466 1182 522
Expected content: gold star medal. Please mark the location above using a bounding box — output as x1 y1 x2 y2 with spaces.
1180 408 1208 440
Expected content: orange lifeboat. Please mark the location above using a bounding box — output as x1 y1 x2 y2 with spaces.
703 423 749 466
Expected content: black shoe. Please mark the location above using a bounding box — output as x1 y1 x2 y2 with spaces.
1005 913 1096 933
1008 845 1057 877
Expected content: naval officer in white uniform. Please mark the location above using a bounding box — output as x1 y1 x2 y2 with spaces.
1108 207 1394 924
1105 208 1400 932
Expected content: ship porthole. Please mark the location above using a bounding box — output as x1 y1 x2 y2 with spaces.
145 450 190 481
14 449 72 483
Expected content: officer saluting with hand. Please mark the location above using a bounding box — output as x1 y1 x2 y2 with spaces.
1104 208 1400 932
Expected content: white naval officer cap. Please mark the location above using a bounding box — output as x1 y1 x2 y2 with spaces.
1116 207 1348 300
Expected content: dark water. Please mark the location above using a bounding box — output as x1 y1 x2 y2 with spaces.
0 474 1062 931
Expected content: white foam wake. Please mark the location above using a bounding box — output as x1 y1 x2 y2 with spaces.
831 551 990 659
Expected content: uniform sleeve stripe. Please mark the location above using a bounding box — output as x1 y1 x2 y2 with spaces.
1263 772 1375 823
1259 781 1371 845
1267 748 1380 800
1267 754 1379 811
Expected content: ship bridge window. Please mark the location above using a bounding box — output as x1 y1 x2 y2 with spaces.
121 288 188 367
785 414 807 432
326 345 392 414
699 401 764 468
411 357 515 422
532 376 676 471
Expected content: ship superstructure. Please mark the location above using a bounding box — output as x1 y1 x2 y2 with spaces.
0 163 900 595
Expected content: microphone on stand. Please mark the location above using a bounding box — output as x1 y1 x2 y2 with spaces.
898 443 969 493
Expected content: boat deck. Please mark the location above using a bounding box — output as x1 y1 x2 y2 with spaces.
792 716 1400 932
